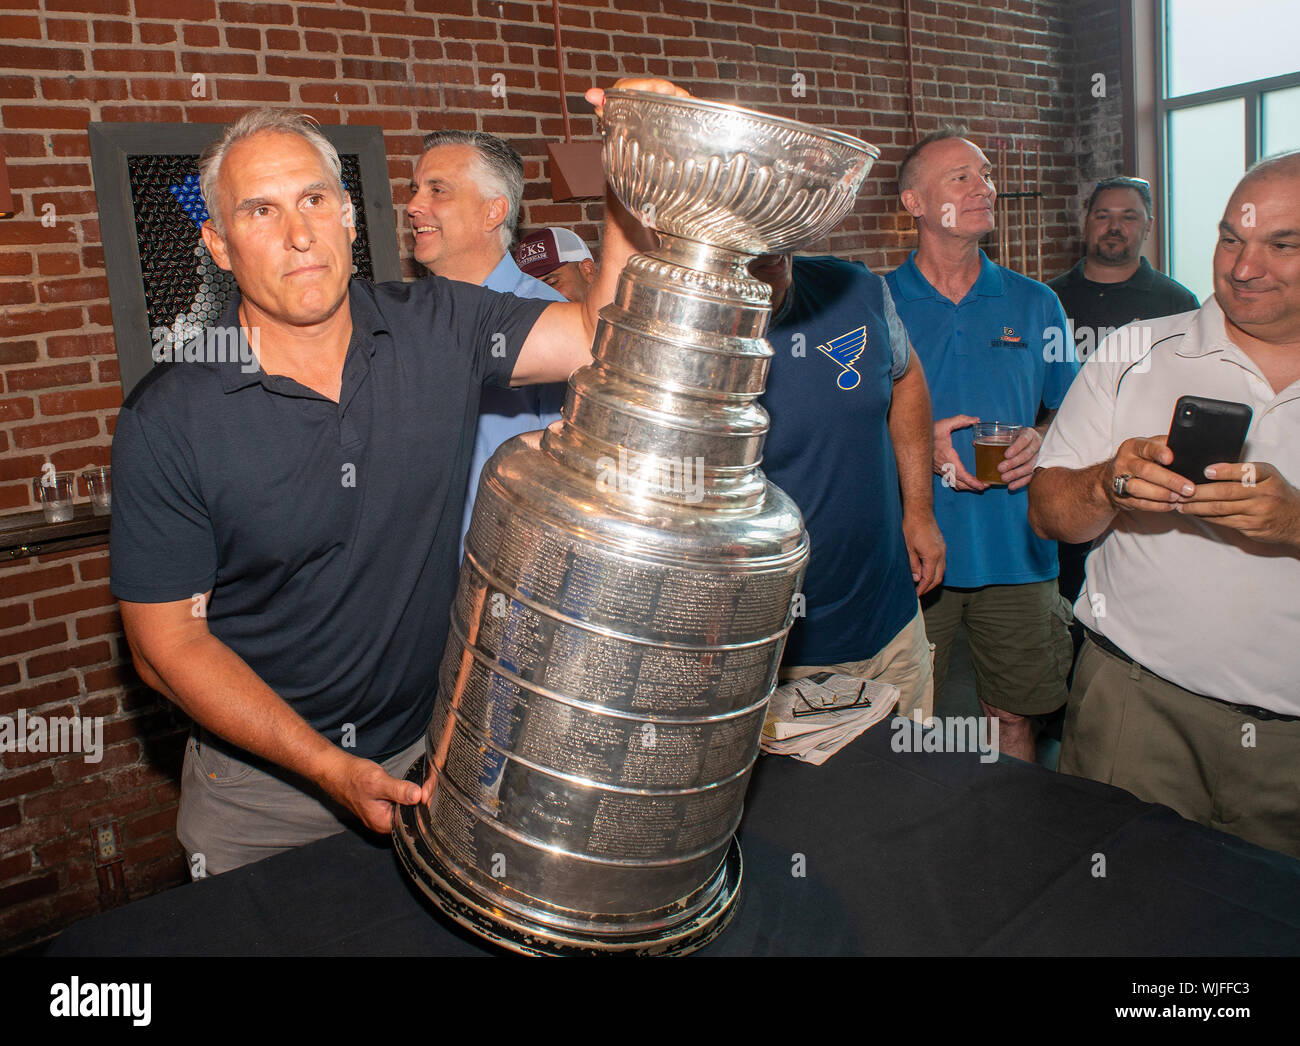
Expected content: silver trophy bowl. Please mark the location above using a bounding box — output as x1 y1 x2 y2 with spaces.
394 88 878 956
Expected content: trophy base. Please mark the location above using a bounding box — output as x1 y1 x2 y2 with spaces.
392 755 743 957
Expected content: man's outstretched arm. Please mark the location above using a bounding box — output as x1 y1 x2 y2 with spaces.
120 597 426 831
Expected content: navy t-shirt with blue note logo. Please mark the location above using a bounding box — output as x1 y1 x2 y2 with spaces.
762 255 918 667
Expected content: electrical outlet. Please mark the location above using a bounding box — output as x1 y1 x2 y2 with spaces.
90 819 121 867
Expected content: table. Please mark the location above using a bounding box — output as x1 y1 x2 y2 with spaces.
48 721 1300 956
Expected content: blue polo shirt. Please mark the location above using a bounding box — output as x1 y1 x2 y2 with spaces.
885 251 1078 587
110 277 550 759
462 253 566 547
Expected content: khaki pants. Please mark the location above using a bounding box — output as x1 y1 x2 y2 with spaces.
922 579 1073 716
177 730 425 877
1060 638 1300 859
781 603 934 720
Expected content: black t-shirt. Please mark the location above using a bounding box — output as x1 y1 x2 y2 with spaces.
1048 257 1200 357
109 278 551 759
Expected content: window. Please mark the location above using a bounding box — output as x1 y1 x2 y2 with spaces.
1159 0 1300 300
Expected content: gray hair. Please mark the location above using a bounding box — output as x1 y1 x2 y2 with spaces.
898 126 971 194
420 129 524 251
199 109 345 234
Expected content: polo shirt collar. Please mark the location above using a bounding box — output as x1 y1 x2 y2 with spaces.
482 252 525 294
214 280 388 394
1177 296 1236 359
892 249 1004 303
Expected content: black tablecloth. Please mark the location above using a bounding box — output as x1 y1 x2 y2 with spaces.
49 722 1300 956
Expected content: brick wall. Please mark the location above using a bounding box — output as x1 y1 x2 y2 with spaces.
0 0 1117 952
1069 0 1126 225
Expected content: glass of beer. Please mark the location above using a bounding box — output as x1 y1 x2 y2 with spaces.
972 422 1022 485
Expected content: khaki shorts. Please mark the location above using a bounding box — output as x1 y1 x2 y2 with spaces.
1060 638 1300 859
176 729 425 877
781 602 934 720
922 579 1072 716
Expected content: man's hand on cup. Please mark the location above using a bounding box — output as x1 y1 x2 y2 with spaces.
585 77 692 119
999 426 1043 491
933 414 987 492
1175 460 1300 548
1102 435 1192 513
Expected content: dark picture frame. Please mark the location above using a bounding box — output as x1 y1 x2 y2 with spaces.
87 122 403 400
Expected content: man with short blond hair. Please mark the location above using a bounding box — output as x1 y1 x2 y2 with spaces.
886 129 1078 762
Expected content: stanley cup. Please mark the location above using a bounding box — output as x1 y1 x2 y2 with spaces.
394 89 879 955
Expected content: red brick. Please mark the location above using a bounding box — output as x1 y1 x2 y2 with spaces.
85 663 134 694
0 873 56 905
300 83 370 105
0 852 33 881
25 640 112 679
0 563 75 600
265 55 338 78
265 28 300 49
33 584 114 621
124 806 174 842
91 49 175 73
7 162 91 189
74 610 122 640
11 417 99 450
0 222 78 247
128 79 192 101
81 246 105 270
219 1 294 22
0 75 36 98
46 332 116 359
183 24 220 46
49 446 110 472
36 274 107 303
0 805 21 831
5 362 92 390
0 602 30 629
0 283 36 307
92 20 133 43
0 46 85 72
303 30 338 52
55 739 140 783
0 394 36 422
0 766 55 803
45 0 128 11
297 5 366 29
139 22 178 44
216 80 291 102
36 251 79 275
225 26 261 49
0 253 34 276
98 359 120 383
0 675 80 718
136 0 216 18
181 51 257 75
45 18 90 42
99 104 186 123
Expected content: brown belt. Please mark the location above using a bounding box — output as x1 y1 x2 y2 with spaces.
1082 627 1298 723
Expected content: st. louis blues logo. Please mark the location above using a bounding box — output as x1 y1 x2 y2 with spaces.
816 325 866 390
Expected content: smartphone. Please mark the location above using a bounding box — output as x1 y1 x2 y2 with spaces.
1165 395 1253 482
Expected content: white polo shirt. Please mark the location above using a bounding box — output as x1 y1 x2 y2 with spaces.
1038 296 1300 714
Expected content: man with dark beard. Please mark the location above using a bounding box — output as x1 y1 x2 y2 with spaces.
1048 177 1199 605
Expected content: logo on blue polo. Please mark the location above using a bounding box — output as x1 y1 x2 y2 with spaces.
816 325 866 389
991 324 1026 348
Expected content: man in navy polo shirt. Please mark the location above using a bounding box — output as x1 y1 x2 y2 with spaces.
753 253 944 717
885 129 1079 762
405 130 565 551
109 84 670 875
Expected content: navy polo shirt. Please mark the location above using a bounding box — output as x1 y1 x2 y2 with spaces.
110 278 551 759
762 256 917 665
886 251 1078 587
1048 257 1201 356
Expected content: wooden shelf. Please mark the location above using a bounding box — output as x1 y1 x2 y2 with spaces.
0 505 111 562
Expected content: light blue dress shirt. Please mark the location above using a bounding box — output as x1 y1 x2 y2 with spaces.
461 253 567 550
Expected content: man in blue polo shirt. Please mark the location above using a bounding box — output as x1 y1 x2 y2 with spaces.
406 130 566 550
109 84 669 875
753 253 944 718
885 129 1078 761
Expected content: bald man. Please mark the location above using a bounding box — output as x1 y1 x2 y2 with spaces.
1028 150 1300 858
